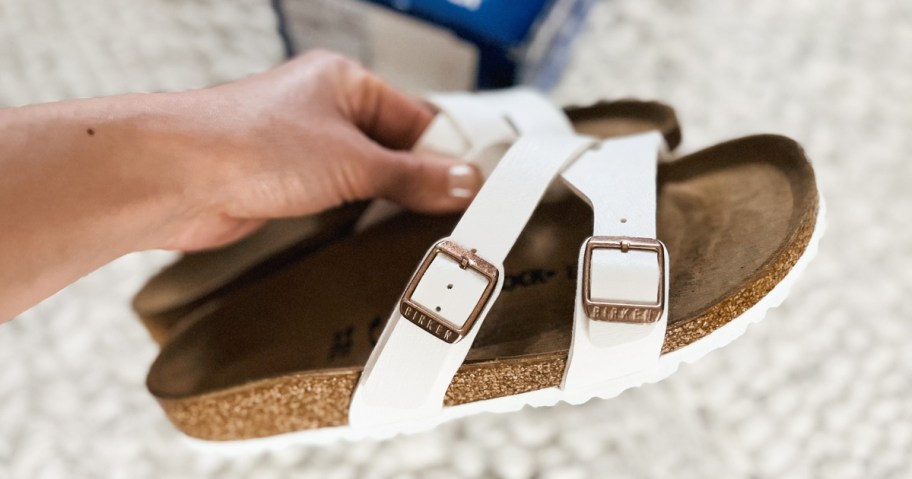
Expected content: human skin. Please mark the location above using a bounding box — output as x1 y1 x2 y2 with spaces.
0 51 482 322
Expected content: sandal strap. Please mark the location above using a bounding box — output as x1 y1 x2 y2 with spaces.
559 131 670 392
349 135 597 428
355 87 573 231
420 87 575 174
474 87 575 136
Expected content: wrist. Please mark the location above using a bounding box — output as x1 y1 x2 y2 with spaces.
0 90 254 317
126 90 253 250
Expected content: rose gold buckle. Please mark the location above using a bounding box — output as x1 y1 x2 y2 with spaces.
582 236 666 323
400 240 499 344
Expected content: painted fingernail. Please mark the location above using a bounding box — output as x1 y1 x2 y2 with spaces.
448 164 481 199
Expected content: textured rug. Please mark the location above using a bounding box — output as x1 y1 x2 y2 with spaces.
1 1 909 478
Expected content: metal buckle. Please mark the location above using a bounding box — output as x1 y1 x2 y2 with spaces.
581 236 666 323
400 240 499 344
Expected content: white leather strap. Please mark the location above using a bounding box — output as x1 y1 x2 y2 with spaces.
418 93 517 176
349 135 597 428
559 131 670 393
355 88 572 231
414 88 573 176
475 87 574 136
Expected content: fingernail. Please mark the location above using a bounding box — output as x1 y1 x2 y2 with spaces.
448 164 481 199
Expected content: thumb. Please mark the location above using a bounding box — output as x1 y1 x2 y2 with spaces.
369 149 483 214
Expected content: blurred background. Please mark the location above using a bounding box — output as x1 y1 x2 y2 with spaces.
0 0 909 478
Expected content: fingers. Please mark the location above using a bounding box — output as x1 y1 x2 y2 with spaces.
327 54 481 212
363 147 483 214
342 62 435 150
276 51 481 214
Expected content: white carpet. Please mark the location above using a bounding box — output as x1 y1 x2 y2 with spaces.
1 1 909 478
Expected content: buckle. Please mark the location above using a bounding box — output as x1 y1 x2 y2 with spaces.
581 236 666 323
400 240 499 344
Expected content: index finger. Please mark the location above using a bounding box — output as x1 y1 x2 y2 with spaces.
346 71 435 151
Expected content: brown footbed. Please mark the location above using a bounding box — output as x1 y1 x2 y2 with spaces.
132 100 681 345
146 134 818 441
133 206 366 343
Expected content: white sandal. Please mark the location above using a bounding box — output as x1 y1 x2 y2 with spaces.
143 94 823 446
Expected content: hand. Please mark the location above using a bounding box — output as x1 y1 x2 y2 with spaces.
165 50 482 250
0 50 481 320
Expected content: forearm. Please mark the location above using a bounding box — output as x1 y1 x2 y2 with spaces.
0 52 472 323
0 92 220 321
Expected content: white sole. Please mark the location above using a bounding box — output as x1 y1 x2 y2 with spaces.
186 191 827 453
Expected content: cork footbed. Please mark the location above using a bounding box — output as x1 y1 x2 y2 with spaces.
146 134 819 441
132 100 681 345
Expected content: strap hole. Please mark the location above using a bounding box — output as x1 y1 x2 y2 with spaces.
447 283 453 289
435 306 442 312
620 218 627 223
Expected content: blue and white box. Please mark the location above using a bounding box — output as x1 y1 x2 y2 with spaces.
274 0 596 92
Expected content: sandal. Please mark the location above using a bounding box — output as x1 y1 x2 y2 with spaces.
145 127 824 444
132 89 681 345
